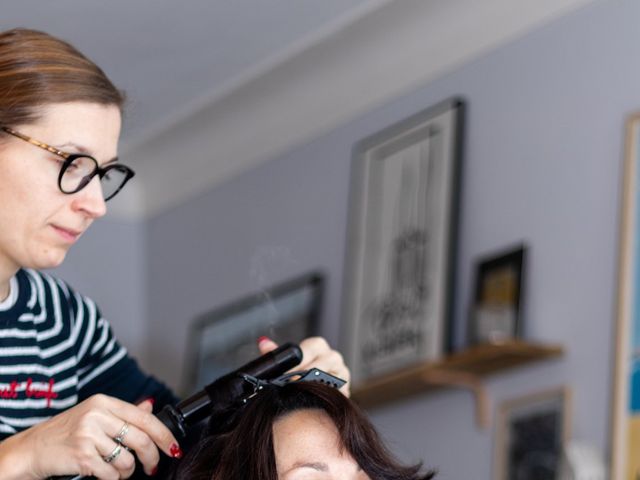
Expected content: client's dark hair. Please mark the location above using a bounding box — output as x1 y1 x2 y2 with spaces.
169 381 435 479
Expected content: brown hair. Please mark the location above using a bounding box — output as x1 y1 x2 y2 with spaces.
0 28 125 127
170 382 436 480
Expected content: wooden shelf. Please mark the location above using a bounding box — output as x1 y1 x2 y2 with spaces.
351 340 564 428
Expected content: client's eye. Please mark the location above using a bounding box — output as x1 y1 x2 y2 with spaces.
287 472 326 480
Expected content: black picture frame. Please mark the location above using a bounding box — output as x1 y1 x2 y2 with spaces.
183 272 324 395
469 244 527 346
341 98 465 387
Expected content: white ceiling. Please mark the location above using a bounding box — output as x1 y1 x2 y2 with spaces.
2 0 380 144
2 0 596 219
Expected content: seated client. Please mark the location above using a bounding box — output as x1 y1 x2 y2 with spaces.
168 379 435 479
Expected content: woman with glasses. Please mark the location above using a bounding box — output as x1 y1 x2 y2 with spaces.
168 380 435 480
0 28 350 479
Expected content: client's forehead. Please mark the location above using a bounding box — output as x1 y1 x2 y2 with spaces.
272 409 367 479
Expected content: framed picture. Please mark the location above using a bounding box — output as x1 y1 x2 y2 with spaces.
469 245 527 346
494 387 571 480
341 98 465 387
182 272 323 395
612 112 640 480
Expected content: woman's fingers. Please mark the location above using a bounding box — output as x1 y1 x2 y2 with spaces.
137 397 154 413
100 395 182 461
106 420 160 475
95 436 136 479
65 394 178 477
299 337 350 379
1 393 177 478
259 336 352 396
257 336 278 354
299 337 351 396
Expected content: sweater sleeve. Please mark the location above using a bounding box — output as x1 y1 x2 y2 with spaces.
79 353 179 408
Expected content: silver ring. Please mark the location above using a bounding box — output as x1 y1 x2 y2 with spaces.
103 443 122 464
114 421 129 445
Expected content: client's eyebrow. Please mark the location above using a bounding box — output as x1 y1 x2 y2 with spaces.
288 461 329 473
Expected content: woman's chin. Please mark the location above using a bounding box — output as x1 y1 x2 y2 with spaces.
29 249 68 271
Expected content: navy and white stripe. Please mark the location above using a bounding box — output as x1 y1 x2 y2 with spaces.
0 269 176 440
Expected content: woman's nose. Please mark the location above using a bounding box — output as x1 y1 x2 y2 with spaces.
71 176 107 218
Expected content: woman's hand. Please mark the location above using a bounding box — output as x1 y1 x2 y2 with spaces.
258 336 351 396
0 394 181 479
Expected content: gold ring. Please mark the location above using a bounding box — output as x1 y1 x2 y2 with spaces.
103 443 122 464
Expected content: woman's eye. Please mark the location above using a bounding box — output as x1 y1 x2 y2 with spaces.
287 472 326 480
48 157 65 171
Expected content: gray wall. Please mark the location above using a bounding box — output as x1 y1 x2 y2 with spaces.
58 0 640 477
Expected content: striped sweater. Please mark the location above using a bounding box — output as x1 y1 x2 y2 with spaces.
0 269 176 440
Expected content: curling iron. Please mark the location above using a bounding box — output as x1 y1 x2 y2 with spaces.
156 342 302 439
52 342 303 480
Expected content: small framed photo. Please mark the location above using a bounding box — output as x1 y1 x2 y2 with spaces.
469 245 527 346
182 272 324 395
494 387 571 480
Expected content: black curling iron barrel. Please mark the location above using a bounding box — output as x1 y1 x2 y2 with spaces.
157 342 303 439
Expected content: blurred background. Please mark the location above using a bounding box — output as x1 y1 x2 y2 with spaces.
4 0 635 477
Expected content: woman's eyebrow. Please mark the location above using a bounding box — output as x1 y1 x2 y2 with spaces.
57 142 119 164
56 141 90 154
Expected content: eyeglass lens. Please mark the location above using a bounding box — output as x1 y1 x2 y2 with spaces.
60 156 130 200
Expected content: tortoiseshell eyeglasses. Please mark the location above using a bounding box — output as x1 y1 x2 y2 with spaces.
1 126 135 201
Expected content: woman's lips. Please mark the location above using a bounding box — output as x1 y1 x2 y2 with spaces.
51 225 81 243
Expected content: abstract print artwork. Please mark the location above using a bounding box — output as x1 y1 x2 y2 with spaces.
342 98 465 386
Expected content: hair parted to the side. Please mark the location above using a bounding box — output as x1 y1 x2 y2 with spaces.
170 381 436 480
0 28 125 128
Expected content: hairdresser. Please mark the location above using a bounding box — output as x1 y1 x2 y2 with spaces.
0 28 350 480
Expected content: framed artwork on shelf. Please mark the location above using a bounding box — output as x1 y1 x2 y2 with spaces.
612 112 640 480
468 244 527 346
494 387 571 480
183 272 323 396
341 98 465 388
